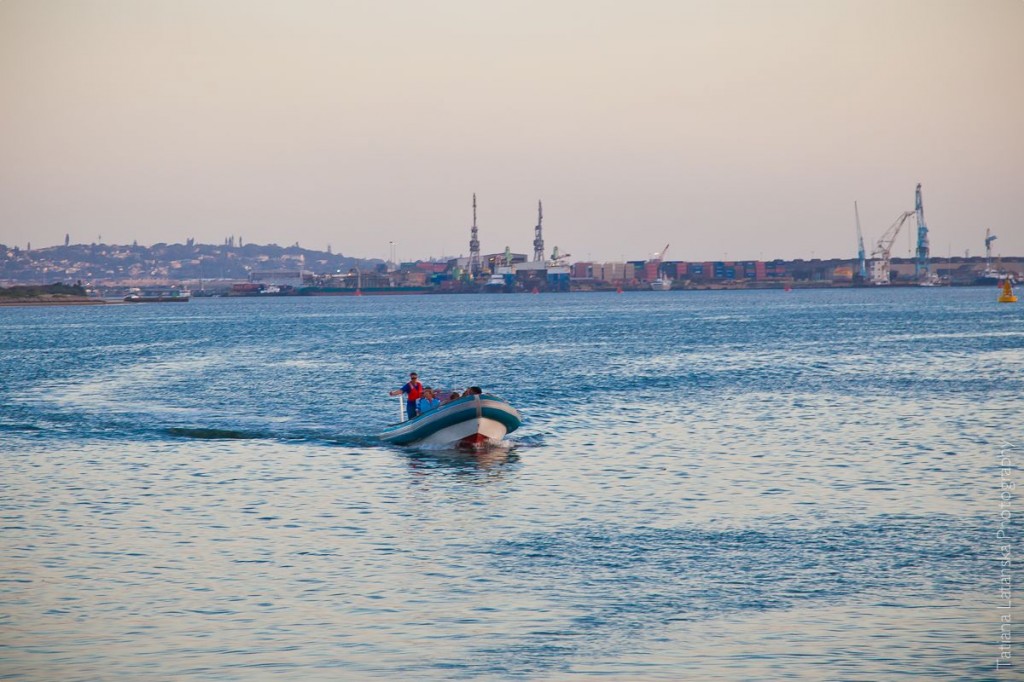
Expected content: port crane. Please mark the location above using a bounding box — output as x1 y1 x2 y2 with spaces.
914 183 930 279
532 201 545 262
645 243 672 289
870 211 915 285
854 202 867 281
469 193 481 276
653 243 671 277
985 229 997 269
549 245 571 264
651 243 670 267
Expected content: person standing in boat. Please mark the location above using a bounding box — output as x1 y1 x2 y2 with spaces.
390 372 424 420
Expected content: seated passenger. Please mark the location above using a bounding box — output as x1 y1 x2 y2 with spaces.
418 387 441 413
466 386 483 395
445 391 462 403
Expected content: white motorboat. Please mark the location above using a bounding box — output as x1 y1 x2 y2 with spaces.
378 394 522 447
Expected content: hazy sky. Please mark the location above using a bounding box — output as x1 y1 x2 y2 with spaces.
1 0 1022 262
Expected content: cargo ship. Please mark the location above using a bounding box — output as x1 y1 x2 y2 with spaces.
124 288 191 303
299 286 432 296
975 268 1018 286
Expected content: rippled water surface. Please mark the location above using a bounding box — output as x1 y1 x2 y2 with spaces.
1 289 1021 680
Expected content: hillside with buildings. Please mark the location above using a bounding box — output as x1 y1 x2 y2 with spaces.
0 240 382 288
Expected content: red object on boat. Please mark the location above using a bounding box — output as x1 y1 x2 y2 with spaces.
458 433 490 448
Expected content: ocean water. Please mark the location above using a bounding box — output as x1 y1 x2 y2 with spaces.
1 288 1020 680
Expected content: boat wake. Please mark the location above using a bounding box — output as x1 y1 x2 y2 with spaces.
165 426 271 440
165 425 389 449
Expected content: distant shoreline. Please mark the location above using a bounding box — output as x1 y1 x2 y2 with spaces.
0 284 107 306
0 297 108 307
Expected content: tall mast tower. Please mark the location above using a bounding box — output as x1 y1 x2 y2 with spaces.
469 193 481 276
854 201 867 281
914 183 930 279
533 200 544 262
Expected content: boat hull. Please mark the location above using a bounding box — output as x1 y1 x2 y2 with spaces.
124 289 191 303
378 395 522 447
124 296 191 303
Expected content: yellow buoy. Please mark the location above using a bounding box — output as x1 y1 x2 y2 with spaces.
998 279 1017 303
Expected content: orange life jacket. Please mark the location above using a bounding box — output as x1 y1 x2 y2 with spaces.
406 381 423 401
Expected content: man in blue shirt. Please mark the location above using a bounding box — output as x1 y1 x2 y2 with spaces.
418 387 440 413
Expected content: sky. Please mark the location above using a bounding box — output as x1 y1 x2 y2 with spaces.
1 0 1022 263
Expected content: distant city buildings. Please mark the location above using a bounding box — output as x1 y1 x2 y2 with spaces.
1 241 1021 294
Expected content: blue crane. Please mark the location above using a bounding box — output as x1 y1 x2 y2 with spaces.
914 183 930 279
